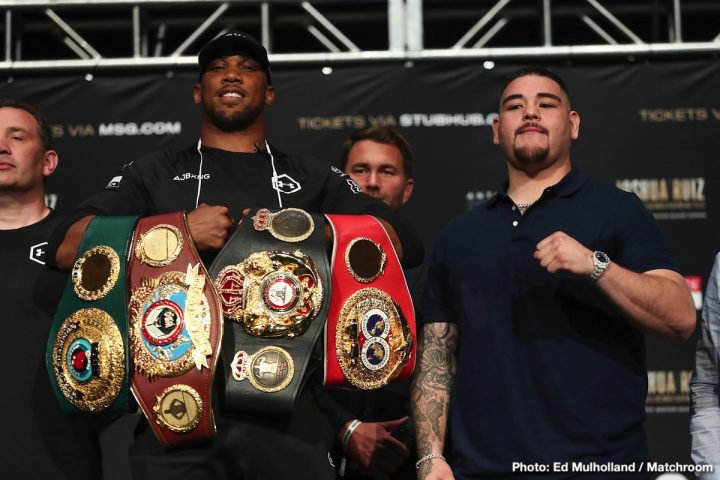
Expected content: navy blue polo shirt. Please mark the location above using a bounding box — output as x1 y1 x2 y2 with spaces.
422 170 677 479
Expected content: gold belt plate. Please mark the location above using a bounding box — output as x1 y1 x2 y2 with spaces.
51 308 125 411
336 287 413 390
153 384 203 433
230 346 295 393
71 245 121 301
129 271 213 377
215 250 323 338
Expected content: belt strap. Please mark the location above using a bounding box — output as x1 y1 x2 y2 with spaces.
324 214 416 389
47 215 138 413
209 208 331 415
128 212 223 448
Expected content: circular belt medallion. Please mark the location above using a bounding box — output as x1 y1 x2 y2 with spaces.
153 384 203 433
141 299 184 346
262 273 300 311
129 272 212 377
71 245 120 301
345 238 386 283
252 208 314 243
336 287 412 390
361 337 391 371
66 337 95 383
216 251 323 338
362 309 390 338
231 346 295 393
135 224 183 267
51 308 125 411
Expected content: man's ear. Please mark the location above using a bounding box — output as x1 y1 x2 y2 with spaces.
492 117 500 145
265 86 276 106
42 150 59 177
402 178 414 205
193 84 201 105
569 111 580 140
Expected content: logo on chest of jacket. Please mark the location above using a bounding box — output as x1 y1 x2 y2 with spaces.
29 242 48 265
272 174 302 194
174 172 211 181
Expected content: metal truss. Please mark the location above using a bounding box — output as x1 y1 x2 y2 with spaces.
0 0 719 72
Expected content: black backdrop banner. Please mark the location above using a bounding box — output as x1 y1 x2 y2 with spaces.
2 59 719 477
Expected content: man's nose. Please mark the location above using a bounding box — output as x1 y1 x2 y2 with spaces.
523 105 540 120
366 171 380 187
222 66 245 82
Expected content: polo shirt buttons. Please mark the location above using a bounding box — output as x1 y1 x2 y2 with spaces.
511 206 516 211
512 220 519 227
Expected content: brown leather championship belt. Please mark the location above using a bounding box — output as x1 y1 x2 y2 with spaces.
324 214 415 389
127 212 223 448
209 208 330 415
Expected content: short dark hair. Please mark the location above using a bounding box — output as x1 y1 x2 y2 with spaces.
501 66 571 107
0 99 53 151
340 126 413 179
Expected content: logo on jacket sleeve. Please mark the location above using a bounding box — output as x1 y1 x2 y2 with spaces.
272 174 302 194
330 165 360 193
346 178 361 194
106 175 123 190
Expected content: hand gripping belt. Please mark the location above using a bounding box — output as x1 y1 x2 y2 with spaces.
47 215 139 413
209 207 331 415
127 212 223 448
324 214 416 390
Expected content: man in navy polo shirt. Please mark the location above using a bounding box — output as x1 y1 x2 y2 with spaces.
410 67 696 479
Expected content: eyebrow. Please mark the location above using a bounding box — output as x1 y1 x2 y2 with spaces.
5 126 30 135
350 161 398 171
501 92 564 105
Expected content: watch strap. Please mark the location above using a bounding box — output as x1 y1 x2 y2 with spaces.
590 251 611 281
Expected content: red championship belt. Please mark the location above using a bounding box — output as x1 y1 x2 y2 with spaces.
324 214 415 389
127 212 223 448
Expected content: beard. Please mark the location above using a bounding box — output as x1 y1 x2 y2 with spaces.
206 103 264 133
513 144 549 164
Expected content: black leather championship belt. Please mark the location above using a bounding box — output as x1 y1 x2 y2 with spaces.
47 215 139 413
324 214 416 389
127 212 223 448
209 208 330 415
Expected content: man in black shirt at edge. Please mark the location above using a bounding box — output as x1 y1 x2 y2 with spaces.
48 32 422 480
0 100 102 479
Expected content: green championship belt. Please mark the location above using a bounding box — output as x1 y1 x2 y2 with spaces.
47 215 138 413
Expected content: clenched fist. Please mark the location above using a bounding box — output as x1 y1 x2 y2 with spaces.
187 203 234 250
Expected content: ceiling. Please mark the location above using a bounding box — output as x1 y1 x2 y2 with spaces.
1 0 718 71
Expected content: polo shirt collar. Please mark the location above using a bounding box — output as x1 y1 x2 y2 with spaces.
485 168 587 209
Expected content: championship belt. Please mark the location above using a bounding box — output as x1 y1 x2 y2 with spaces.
47 215 139 413
324 214 415 389
209 208 330 414
127 212 223 448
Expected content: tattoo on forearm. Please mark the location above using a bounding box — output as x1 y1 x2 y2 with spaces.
411 322 458 470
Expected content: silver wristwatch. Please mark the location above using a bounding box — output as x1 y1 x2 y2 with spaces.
590 251 611 281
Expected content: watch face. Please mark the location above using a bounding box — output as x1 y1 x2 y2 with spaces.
595 252 609 263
